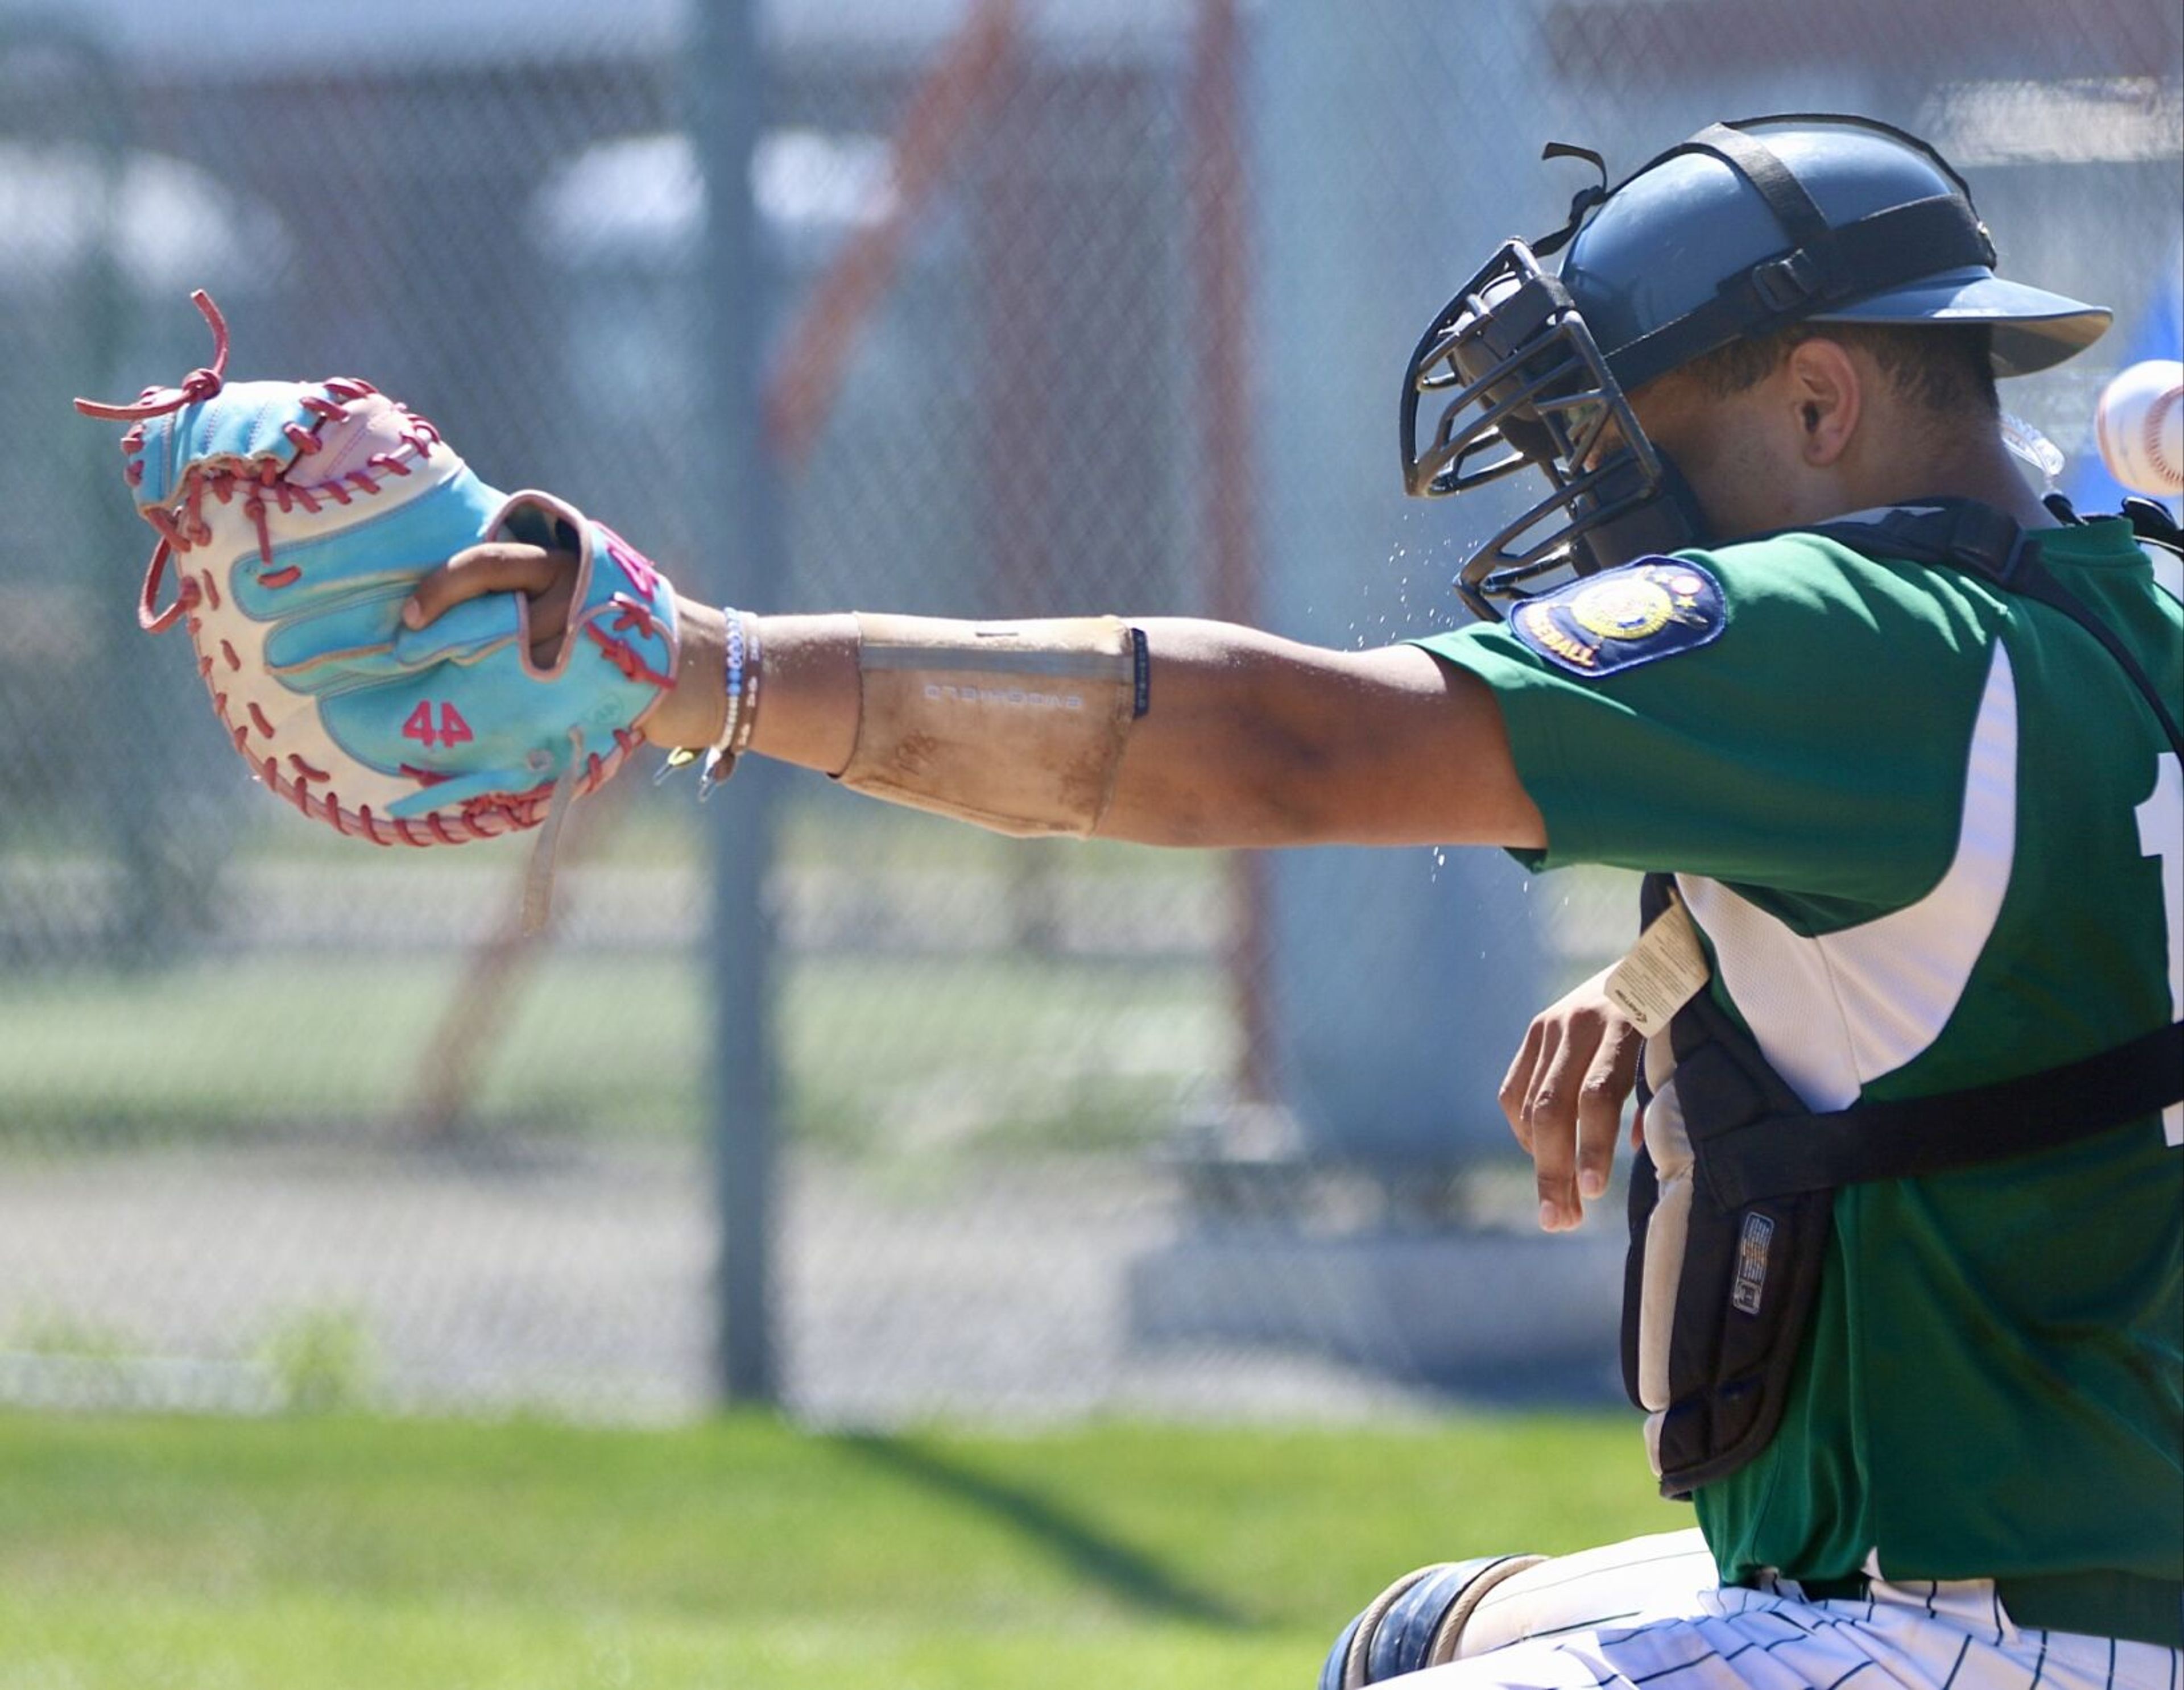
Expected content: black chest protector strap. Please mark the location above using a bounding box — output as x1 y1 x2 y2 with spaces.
1625 498 2184 1500
1805 498 2183 757
1696 1018 2182 1209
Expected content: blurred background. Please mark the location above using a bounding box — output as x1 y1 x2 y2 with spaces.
1 0 2178 1434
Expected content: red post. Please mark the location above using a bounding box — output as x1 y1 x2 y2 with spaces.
1189 0 1276 1105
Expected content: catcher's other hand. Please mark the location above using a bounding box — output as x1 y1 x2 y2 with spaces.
74 291 680 850
1499 964 1644 1232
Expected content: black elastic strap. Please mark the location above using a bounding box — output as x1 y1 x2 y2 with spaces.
1725 112 1982 202
1806 501 2184 759
1995 546 2184 759
1806 194 1996 298
1701 1020 2183 1208
1606 196 1996 392
1690 123 1832 248
1533 143 1611 259
1617 113 1984 210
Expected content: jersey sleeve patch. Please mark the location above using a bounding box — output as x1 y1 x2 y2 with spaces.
1509 557 1726 678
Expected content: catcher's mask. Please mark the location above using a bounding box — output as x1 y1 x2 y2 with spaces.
1404 114 2111 621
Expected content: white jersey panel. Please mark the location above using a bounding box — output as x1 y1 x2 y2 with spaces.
1676 644 2019 1111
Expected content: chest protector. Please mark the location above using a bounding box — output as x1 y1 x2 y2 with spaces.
1620 496 2184 1499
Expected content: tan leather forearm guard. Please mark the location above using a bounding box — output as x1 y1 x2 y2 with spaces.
835 614 1147 837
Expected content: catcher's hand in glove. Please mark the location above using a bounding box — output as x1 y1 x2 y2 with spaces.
75 292 680 884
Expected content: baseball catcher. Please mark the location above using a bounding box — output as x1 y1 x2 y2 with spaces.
81 110 2181 1690
395 118 2179 1690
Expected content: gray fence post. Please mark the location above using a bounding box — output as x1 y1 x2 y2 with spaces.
690 0 783 1409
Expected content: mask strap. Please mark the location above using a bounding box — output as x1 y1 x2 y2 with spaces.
1532 143 1610 258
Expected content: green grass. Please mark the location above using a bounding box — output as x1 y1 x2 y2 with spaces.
0 788 1243 1147
0 800 1628 1158
0 952 1226 1151
0 1409 1672 1688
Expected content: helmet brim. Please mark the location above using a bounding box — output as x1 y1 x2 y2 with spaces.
1810 267 2111 376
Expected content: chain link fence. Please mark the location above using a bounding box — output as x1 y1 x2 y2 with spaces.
1 0 2176 1425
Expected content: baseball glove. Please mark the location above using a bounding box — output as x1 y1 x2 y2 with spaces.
75 292 679 890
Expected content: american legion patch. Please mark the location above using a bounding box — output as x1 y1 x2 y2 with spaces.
1509 557 1725 677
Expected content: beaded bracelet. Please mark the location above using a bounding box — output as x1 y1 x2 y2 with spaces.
719 606 748 746
697 605 759 798
731 610 761 755
658 606 764 797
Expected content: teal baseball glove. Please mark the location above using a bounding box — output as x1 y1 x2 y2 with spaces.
76 293 680 877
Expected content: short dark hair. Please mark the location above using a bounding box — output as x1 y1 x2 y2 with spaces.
1678 321 1999 417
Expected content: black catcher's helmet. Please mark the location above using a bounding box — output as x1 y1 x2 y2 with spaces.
1403 114 2111 620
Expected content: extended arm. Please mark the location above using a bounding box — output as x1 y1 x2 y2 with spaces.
406 554 1547 854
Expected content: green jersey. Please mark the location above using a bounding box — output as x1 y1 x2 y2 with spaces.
1416 516 2183 1597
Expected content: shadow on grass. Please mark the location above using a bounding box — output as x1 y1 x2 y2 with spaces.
839 1433 1248 1628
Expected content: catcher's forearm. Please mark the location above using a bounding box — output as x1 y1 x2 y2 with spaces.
649 610 1539 849
744 614 866 774
650 606 862 774
658 607 1144 836
652 607 1237 833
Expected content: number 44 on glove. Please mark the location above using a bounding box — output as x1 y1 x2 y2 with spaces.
75 292 681 925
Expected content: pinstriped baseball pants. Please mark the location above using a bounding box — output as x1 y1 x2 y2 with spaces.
1389 1531 2181 1690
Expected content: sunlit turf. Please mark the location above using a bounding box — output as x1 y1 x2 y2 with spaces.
0 1408 1674 1689
0 952 1226 1150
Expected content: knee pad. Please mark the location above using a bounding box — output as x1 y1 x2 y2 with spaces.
1319 1554 1546 1688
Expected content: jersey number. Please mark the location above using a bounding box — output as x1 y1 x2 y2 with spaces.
402 701 474 751
2137 751 2183 1146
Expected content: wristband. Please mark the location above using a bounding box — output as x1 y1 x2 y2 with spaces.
698 606 758 798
